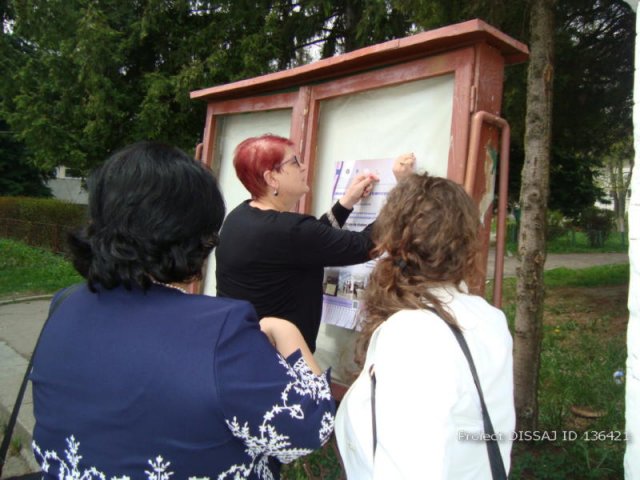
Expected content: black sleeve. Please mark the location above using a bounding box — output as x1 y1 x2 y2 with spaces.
291 216 374 267
318 201 352 229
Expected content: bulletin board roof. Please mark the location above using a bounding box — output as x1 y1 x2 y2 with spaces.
190 19 529 102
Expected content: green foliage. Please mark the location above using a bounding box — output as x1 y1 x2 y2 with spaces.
0 1 292 173
0 0 427 175
0 196 86 225
282 438 345 479
0 0 635 219
546 210 568 241
498 0 634 218
554 0 634 158
9 437 23 456
552 0 634 214
506 226 627 253
0 196 86 252
603 136 634 231
0 121 52 197
575 207 615 248
0 238 82 297
548 152 607 218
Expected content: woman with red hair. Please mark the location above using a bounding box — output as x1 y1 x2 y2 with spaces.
215 134 413 351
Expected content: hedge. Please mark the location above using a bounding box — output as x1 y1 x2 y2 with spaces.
0 197 87 254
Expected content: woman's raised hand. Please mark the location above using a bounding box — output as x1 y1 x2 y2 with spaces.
340 172 380 210
393 153 416 182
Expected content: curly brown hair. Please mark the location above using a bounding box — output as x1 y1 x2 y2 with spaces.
356 172 482 368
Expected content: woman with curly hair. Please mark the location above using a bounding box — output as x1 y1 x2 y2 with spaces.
335 173 515 479
30 141 335 480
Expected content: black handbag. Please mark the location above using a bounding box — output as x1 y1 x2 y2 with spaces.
0 284 81 479
369 308 508 480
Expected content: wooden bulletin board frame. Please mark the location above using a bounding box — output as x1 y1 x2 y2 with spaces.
190 19 528 385
191 20 528 287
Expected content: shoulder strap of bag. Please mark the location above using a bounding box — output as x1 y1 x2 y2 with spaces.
369 364 377 457
369 307 508 480
429 307 508 480
0 283 82 476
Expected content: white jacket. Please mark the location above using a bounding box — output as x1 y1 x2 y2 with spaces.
335 285 515 479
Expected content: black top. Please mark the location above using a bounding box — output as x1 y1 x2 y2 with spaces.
215 200 374 351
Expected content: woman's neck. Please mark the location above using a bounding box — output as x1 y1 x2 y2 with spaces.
250 195 296 212
150 278 190 294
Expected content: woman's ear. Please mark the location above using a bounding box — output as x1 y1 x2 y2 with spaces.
263 169 279 190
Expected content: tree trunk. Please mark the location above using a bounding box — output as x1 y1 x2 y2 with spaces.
514 0 555 431
343 0 362 52
608 157 633 234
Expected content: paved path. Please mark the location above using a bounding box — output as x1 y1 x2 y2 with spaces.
0 251 630 477
0 299 47 478
0 298 50 478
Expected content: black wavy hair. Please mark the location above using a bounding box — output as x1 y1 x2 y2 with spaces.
68 140 225 291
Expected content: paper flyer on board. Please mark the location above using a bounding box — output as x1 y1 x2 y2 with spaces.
320 158 396 330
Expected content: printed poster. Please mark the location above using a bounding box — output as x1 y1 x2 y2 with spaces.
320 158 396 330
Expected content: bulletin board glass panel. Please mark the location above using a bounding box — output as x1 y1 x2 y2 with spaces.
311 74 454 218
311 75 455 380
203 109 292 296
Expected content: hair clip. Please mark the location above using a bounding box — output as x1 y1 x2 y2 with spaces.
394 258 408 273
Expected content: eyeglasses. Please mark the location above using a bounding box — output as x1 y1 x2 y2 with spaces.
276 155 303 169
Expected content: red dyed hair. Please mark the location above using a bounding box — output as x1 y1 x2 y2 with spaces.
233 134 294 198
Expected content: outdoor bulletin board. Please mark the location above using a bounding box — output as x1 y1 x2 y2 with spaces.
190 19 528 387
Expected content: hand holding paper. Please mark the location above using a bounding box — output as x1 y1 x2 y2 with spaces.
340 172 380 209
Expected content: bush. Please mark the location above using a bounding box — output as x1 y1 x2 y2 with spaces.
0 196 87 253
546 210 568 241
575 207 614 248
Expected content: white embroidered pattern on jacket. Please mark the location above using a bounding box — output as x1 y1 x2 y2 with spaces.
33 436 117 480
32 436 210 480
32 354 334 480
218 353 334 479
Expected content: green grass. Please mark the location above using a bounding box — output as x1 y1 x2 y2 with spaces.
0 238 82 298
511 328 627 479
506 229 628 254
544 264 629 288
283 440 345 479
487 264 629 296
500 263 628 480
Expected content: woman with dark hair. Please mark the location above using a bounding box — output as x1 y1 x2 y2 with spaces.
215 134 414 351
30 141 335 480
335 173 515 479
